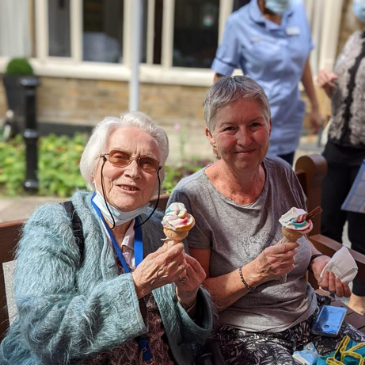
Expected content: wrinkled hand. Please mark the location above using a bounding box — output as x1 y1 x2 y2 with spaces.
317 69 338 97
308 110 322 134
175 254 206 309
311 255 351 298
132 243 187 298
250 241 299 285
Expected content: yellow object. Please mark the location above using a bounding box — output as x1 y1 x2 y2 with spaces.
318 335 365 365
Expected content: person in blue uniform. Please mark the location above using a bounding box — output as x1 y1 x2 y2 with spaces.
317 0 365 316
212 0 321 165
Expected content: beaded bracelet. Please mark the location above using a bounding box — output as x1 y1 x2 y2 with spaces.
238 267 256 291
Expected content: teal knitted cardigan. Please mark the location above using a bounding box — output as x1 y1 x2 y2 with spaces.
0 191 213 364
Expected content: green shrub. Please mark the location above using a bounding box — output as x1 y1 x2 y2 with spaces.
5 58 34 76
0 133 88 197
163 159 212 193
0 131 212 198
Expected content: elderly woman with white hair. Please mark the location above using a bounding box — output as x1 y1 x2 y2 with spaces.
0 112 213 365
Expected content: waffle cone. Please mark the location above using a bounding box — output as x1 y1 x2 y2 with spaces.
163 227 189 247
281 227 303 241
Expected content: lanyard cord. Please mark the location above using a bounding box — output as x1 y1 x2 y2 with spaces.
91 195 143 272
91 195 152 361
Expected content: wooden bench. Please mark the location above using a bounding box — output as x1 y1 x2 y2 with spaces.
1 154 365 341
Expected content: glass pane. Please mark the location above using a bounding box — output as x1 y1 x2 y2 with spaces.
83 0 124 63
48 0 71 57
141 0 163 65
30 0 37 57
141 0 148 63
173 0 219 68
233 0 250 12
153 0 163 65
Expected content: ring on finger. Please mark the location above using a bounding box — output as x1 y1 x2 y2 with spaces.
178 275 187 284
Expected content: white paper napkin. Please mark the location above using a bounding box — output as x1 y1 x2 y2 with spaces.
320 246 358 283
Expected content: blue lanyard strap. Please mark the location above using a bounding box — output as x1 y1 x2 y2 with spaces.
91 195 153 361
91 195 144 272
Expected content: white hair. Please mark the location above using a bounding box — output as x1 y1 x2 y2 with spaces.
80 111 169 190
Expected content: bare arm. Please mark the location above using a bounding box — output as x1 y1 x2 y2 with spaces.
190 240 299 312
301 57 321 134
317 69 338 98
190 248 250 311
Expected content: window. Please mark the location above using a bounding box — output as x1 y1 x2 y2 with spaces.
48 0 71 57
30 0 37 58
173 0 220 68
152 0 163 65
0 0 339 87
82 0 124 63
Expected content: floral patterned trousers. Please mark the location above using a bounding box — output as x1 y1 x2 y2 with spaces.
214 296 365 365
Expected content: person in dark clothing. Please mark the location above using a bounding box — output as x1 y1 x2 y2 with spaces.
317 0 365 315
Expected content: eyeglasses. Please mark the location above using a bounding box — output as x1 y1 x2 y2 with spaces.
100 149 161 173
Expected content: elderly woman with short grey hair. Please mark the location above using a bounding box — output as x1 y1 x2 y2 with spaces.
0 111 213 365
168 76 364 364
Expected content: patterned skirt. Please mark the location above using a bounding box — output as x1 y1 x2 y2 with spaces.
214 295 365 365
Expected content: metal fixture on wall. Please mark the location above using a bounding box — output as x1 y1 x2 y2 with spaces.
21 77 40 192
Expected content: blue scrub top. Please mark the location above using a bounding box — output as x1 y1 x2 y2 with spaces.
211 0 314 156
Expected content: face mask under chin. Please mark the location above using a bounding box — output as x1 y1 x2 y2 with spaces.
92 185 149 226
353 1 365 23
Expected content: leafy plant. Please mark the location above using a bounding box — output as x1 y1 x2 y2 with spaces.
38 133 87 197
0 134 26 196
5 58 34 76
0 131 213 197
0 132 88 197
163 159 212 193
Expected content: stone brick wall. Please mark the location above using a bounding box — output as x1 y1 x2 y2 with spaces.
0 76 208 129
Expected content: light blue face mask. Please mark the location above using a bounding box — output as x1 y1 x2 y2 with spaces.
353 0 365 23
265 0 292 14
92 187 149 226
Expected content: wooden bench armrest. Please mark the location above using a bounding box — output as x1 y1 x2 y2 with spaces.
0 219 24 340
294 154 327 235
149 193 170 212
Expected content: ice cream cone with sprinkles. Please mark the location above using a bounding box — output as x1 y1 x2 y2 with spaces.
279 206 322 243
277 206 322 282
162 203 195 248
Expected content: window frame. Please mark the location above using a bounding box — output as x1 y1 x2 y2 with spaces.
0 0 343 87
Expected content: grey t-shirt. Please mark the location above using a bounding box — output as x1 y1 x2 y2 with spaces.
169 157 317 333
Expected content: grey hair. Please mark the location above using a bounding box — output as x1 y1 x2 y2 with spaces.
204 75 271 132
80 111 169 190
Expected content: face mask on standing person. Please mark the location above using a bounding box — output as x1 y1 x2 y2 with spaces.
265 0 292 14
353 0 365 23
